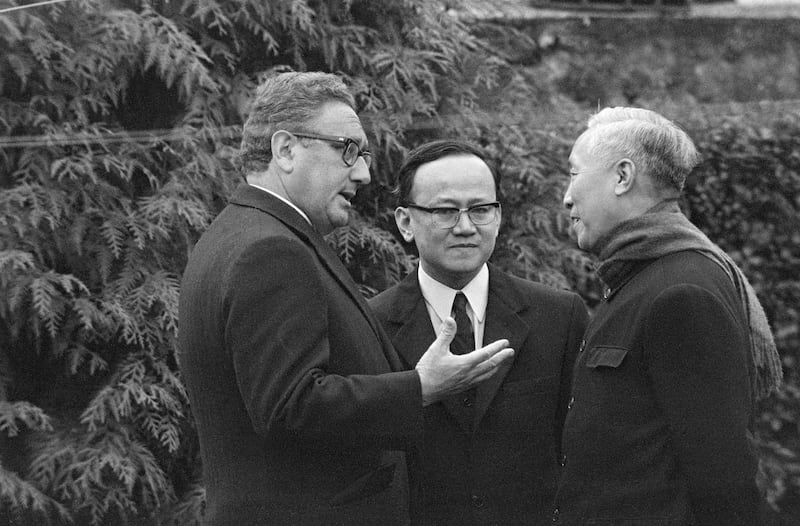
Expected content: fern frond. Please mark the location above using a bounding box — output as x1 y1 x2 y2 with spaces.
0 250 36 276
29 273 63 339
127 6 219 101
65 343 109 376
0 461 71 525
27 426 176 525
0 401 53 437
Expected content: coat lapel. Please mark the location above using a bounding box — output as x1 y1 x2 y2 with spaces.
472 268 531 429
384 270 437 369
229 184 403 369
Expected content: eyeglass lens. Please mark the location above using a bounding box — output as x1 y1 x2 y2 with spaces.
344 141 371 168
434 205 497 228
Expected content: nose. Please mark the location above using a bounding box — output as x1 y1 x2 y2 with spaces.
451 209 478 235
351 157 371 185
563 183 573 210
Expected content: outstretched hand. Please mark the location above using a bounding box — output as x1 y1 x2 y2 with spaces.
415 317 514 406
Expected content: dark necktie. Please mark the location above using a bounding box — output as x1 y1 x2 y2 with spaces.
451 292 474 355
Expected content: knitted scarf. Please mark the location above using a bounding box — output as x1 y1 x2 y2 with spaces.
594 200 783 400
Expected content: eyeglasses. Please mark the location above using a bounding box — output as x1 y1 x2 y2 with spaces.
405 202 500 229
292 132 372 168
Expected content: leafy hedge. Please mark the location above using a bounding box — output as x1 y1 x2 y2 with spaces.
0 1 798 524
0 1 503 523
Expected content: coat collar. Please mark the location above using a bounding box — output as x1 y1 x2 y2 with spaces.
385 263 528 321
230 183 317 240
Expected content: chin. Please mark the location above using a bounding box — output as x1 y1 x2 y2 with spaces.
447 262 484 277
330 213 351 229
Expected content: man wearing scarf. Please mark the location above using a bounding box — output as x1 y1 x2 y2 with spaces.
552 107 782 526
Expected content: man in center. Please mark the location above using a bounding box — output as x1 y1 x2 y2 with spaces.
370 140 589 525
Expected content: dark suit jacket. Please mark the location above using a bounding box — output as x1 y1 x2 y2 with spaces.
369 266 588 525
553 251 760 526
178 184 424 525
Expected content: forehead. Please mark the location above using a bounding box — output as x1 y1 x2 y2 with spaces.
309 101 367 143
411 154 495 201
569 131 595 167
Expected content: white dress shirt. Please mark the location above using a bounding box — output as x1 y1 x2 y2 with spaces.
418 263 489 349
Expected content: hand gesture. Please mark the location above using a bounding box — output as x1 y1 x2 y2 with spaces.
415 317 514 406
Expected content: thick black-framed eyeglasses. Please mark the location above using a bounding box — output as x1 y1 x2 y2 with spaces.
292 132 372 168
404 202 501 229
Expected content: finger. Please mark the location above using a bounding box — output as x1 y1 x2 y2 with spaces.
470 348 515 383
432 317 457 352
460 339 510 364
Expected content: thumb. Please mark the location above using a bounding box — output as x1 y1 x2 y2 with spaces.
432 317 457 354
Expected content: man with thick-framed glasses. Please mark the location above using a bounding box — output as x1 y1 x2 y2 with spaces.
178 74 515 526
369 139 589 525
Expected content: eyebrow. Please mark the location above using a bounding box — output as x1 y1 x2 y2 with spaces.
425 198 496 207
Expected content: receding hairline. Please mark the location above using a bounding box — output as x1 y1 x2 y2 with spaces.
576 108 700 191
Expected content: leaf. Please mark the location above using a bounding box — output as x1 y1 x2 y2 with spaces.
0 401 53 437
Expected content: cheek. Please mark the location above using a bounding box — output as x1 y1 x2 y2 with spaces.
483 225 500 243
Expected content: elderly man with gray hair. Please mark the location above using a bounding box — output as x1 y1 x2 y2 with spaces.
552 107 782 525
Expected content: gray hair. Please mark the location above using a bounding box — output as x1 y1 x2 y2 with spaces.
582 107 700 191
239 71 356 174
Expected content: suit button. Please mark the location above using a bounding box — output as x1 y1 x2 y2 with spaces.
559 454 567 467
462 395 474 407
471 494 485 508
567 397 575 410
579 339 586 353
552 507 560 522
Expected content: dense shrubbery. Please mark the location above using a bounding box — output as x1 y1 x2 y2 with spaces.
0 1 503 523
0 1 798 523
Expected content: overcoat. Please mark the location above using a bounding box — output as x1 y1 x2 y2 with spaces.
370 266 588 525
553 250 761 525
179 184 423 525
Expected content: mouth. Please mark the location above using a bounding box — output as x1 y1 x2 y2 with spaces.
339 191 356 204
450 243 479 249
570 216 580 227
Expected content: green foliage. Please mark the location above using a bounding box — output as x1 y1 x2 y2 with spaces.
1 0 799 523
0 0 508 523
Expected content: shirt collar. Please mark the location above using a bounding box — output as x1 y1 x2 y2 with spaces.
248 183 312 225
417 264 489 323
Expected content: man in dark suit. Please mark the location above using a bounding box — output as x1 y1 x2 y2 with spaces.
369 140 589 525
553 107 782 525
178 72 514 525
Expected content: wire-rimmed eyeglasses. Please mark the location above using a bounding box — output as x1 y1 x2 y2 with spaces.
292 132 372 168
404 202 501 229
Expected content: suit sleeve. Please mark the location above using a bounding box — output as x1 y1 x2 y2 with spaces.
225 236 423 448
554 293 589 459
644 284 760 526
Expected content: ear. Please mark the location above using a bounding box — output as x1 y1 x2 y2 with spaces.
395 207 414 242
271 130 296 172
613 158 636 196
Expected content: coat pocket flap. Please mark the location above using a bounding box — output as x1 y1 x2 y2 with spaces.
585 346 628 368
